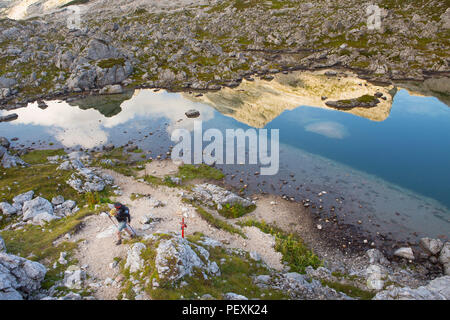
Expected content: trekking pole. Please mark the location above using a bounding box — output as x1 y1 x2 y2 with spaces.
106 213 118 227
127 223 137 236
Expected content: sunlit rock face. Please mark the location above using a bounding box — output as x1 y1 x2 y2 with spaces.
185 70 396 128
1 0 72 19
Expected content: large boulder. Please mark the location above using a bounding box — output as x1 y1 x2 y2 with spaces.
192 183 253 208
57 159 84 171
268 272 352 300
67 66 97 90
1 152 28 168
55 51 75 70
82 38 121 61
0 202 18 215
66 167 112 193
63 266 86 290
394 247 415 260
32 212 61 225
12 191 34 210
0 137 10 149
373 276 450 300
155 236 220 282
95 61 133 87
67 38 133 89
419 238 444 255
0 88 12 100
0 76 17 88
0 252 47 300
366 264 387 290
125 243 147 273
22 197 54 222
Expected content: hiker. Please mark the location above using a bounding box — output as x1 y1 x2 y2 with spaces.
110 202 134 245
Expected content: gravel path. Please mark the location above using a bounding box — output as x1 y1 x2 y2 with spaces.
72 161 286 299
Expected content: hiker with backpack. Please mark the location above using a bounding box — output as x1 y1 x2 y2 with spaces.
110 202 134 245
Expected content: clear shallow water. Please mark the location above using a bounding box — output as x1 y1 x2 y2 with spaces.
0 88 449 242
268 89 450 208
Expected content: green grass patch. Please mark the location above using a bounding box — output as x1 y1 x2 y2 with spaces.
97 58 125 69
217 203 256 219
142 175 186 189
0 165 81 206
356 94 377 103
85 191 112 209
0 147 113 290
193 205 246 238
21 149 66 165
0 206 101 262
321 280 375 300
142 175 164 185
177 164 225 181
130 193 145 201
237 219 322 273
93 148 139 177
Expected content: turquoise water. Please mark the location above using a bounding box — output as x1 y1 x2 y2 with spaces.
0 88 449 240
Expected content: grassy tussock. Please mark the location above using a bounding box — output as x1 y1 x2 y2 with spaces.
193 205 247 238
237 219 322 273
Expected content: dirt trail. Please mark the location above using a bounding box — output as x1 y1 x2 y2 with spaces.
72 160 286 300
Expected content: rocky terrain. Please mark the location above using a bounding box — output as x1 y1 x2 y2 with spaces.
0 0 449 110
1 0 450 301
1 139 449 300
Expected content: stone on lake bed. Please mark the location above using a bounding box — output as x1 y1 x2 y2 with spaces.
0 114 18 122
185 109 200 118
